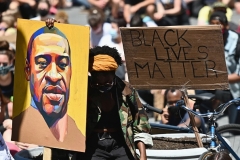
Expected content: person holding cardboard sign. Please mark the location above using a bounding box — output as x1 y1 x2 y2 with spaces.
80 46 152 160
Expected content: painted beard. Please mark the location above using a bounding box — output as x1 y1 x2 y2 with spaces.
35 93 68 128
33 90 69 126
42 92 65 115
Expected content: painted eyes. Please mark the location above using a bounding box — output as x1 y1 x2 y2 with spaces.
36 58 49 69
35 56 70 70
58 58 69 70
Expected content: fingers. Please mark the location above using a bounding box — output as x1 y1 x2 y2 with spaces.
15 142 29 150
45 18 59 29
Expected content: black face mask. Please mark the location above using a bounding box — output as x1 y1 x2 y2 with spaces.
38 9 49 17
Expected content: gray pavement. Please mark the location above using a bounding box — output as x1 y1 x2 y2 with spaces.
62 7 88 25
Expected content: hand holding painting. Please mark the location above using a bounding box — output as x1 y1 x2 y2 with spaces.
45 18 60 29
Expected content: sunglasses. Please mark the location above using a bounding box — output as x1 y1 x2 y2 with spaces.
91 81 114 89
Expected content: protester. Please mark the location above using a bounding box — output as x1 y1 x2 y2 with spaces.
0 42 14 99
207 11 240 124
88 0 117 22
31 0 52 21
161 89 206 133
16 0 37 19
87 7 112 47
80 45 152 159
0 0 20 20
197 1 233 25
196 11 240 123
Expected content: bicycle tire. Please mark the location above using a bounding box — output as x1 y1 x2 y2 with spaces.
216 124 240 159
198 151 215 160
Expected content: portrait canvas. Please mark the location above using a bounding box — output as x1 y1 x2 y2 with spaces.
12 19 89 152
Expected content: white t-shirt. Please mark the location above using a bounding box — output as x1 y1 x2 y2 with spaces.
31 16 41 21
0 134 13 160
98 34 125 61
90 23 112 47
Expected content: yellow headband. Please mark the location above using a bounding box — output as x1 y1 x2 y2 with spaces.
89 55 118 71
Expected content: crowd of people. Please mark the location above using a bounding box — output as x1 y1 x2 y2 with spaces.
0 0 240 159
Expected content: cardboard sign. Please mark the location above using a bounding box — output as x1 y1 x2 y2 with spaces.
12 19 89 152
120 26 229 90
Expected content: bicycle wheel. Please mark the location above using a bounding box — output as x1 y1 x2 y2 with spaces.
198 151 215 160
216 124 240 159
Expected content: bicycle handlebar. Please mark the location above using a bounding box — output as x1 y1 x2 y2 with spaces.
176 98 240 118
142 103 163 114
137 92 163 114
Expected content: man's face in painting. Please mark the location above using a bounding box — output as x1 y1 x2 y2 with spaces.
26 33 71 117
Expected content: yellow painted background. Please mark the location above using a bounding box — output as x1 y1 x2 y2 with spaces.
13 19 89 136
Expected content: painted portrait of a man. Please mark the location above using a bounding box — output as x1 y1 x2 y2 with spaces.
12 19 88 152
25 26 71 142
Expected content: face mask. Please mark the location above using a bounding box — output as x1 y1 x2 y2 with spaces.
38 9 49 17
109 29 118 39
92 25 102 34
0 65 12 76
